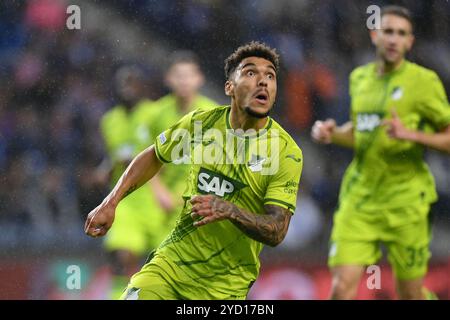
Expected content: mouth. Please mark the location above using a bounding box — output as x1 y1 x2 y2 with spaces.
253 91 269 105
386 47 398 55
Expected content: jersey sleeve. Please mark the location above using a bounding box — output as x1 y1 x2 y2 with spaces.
417 71 450 130
263 144 303 214
154 110 195 163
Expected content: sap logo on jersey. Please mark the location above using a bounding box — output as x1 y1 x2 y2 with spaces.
197 167 246 197
356 113 383 132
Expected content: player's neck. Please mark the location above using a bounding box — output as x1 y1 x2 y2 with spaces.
377 58 405 76
122 99 139 111
230 104 269 132
175 94 195 113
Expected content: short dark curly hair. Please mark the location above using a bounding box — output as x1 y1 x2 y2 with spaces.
224 41 280 80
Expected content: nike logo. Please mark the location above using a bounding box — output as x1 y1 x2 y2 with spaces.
286 154 301 162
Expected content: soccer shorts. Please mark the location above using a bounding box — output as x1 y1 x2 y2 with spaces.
104 184 170 256
328 200 432 280
119 253 247 300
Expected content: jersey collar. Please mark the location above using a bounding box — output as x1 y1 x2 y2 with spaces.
226 106 272 139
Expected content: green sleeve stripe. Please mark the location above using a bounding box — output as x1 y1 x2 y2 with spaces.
264 198 296 213
154 144 171 163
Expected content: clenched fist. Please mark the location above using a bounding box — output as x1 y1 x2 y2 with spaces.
311 119 336 144
84 201 116 237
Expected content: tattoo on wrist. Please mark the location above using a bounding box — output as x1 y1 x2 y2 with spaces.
122 184 137 200
214 198 236 217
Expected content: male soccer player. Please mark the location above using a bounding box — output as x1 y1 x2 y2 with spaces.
85 42 303 300
143 51 218 237
98 65 167 299
311 5 450 299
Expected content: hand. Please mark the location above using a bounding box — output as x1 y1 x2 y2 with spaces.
311 119 336 144
382 109 414 141
190 195 233 227
84 201 116 237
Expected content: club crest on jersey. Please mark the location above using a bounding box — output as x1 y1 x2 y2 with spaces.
197 167 246 197
247 154 266 172
391 86 403 101
356 113 383 132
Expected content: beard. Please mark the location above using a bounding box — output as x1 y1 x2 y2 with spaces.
244 106 270 119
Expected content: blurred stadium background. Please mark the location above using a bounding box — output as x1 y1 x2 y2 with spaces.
0 0 449 299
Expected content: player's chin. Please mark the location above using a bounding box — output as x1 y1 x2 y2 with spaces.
384 52 401 64
245 103 272 118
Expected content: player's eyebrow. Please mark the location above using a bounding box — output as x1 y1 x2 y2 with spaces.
241 62 276 74
267 64 276 73
241 62 256 70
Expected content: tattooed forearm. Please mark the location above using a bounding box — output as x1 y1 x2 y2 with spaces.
229 204 291 247
212 201 290 247
190 196 291 246
121 184 137 200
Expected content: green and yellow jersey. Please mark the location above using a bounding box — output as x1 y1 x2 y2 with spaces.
100 99 167 255
101 99 156 184
151 105 303 297
341 60 450 210
142 93 218 197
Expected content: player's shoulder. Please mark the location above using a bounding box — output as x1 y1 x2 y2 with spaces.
134 99 157 116
349 62 375 82
191 104 229 121
405 61 441 83
135 98 155 109
195 94 220 109
101 104 124 124
154 94 175 106
269 119 302 157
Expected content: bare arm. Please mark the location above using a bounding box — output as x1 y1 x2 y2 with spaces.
190 195 291 247
409 126 450 153
331 121 354 148
311 119 354 149
384 110 450 154
84 145 163 237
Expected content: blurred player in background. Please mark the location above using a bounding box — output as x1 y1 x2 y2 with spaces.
85 42 303 299
143 51 218 239
97 65 167 299
312 5 450 299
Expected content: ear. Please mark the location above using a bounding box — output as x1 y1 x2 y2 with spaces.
406 34 415 52
164 71 172 89
369 29 378 46
225 80 234 97
198 72 205 87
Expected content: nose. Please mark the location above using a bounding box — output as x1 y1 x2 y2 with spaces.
257 75 268 87
387 31 402 45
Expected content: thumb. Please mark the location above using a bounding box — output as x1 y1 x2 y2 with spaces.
390 108 399 120
380 118 392 127
323 119 336 130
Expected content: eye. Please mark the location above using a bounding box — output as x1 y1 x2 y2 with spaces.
267 73 275 80
246 70 255 77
